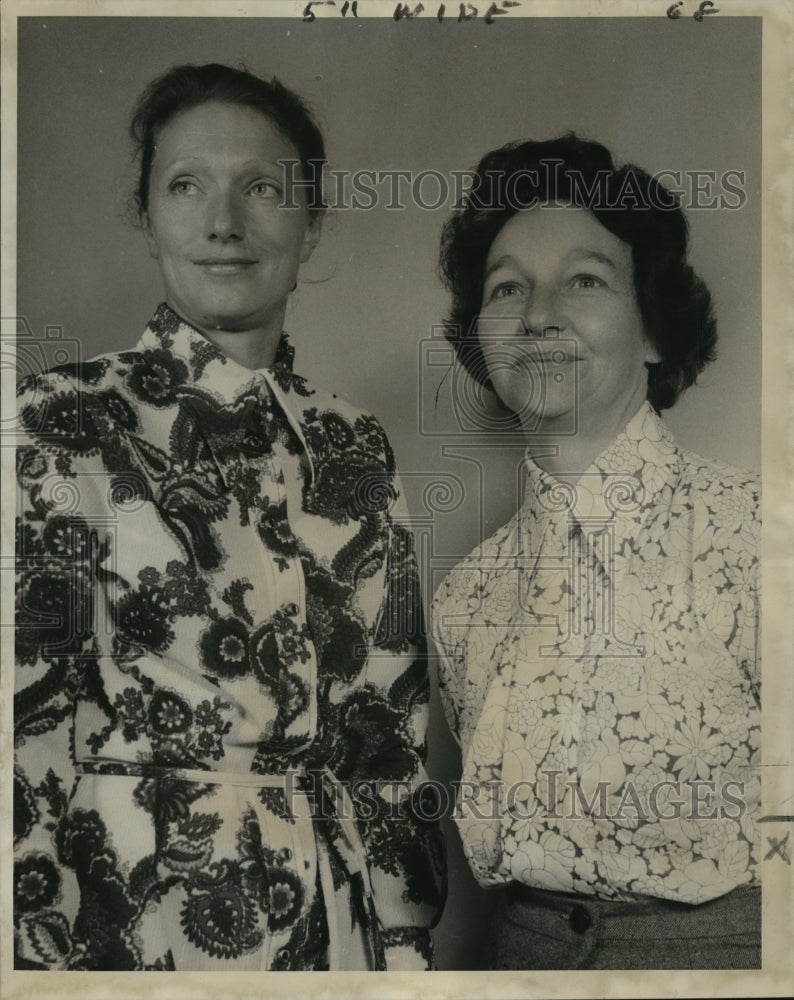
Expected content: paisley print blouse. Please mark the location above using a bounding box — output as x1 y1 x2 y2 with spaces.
14 304 445 971
432 403 760 904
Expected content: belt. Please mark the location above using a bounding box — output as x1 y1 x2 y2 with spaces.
506 880 760 926
506 882 642 906
75 761 297 787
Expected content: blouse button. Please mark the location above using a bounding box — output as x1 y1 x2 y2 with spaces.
278 847 293 862
276 947 291 963
285 603 299 617
569 905 591 934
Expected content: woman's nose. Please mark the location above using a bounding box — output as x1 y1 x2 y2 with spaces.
207 189 245 242
521 287 562 337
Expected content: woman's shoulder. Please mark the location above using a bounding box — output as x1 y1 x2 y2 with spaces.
288 376 397 471
16 347 144 453
669 445 761 553
289 373 380 424
17 345 143 396
677 446 761 507
431 515 521 614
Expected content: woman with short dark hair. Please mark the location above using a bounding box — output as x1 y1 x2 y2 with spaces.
432 133 760 970
439 133 716 415
14 63 445 972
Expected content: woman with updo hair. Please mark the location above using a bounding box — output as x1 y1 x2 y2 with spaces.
431 133 760 970
14 62 445 971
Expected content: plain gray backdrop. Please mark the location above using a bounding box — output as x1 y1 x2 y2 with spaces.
17 13 761 970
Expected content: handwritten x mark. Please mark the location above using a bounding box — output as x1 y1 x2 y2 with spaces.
765 832 791 865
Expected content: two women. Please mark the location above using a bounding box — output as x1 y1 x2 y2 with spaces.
14 63 759 973
14 64 445 971
431 135 761 969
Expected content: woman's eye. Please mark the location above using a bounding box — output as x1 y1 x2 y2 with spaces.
250 181 281 198
572 275 603 290
490 283 522 300
169 179 197 195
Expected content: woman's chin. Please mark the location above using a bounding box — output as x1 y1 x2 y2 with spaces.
494 393 574 433
176 306 268 338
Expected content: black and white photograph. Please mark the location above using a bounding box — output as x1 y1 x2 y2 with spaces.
1 0 792 997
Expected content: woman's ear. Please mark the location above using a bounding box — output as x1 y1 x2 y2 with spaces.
141 212 160 260
299 213 323 264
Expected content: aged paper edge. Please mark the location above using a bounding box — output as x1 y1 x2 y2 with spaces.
1 1 791 998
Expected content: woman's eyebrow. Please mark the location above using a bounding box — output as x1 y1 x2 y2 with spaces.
566 248 617 270
485 249 618 280
484 255 516 279
156 156 285 172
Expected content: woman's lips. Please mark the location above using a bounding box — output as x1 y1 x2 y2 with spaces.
505 356 581 379
194 258 258 275
509 348 581 367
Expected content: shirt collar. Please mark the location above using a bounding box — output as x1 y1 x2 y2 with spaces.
137 302 319 477
138 302 297 399
522 402 681 524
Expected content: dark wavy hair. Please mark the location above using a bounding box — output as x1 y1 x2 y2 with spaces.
130 62 326 217
438 133 717 412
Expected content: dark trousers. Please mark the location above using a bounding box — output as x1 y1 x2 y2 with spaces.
488 883 761 970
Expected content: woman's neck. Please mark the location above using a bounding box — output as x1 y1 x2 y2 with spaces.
199 327 283 370
525 433 608 481
523 403 646 480
169 299 288 370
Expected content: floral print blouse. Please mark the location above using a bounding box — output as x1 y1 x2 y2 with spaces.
14 304 445 971
431 403 760 904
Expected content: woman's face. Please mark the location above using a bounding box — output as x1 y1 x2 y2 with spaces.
142 100 320 348
478 205 660 437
